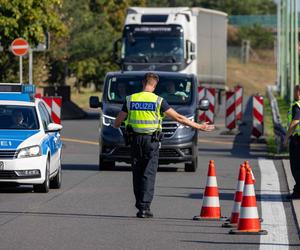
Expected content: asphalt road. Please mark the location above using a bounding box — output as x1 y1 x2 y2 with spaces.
0 98 299 250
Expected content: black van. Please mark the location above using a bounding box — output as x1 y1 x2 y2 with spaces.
90 71 208 172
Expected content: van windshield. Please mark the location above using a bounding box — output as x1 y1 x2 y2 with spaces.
106 75 193 105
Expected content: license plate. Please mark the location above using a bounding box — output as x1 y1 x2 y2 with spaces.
0 161 4 170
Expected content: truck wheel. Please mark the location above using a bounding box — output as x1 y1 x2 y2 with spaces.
184 156 198 172
34 159 50 193
99 156 115 171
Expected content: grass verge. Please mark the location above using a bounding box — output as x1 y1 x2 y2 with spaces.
71 88 102 110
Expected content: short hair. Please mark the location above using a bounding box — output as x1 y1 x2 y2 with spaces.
143 73 159 85
295 85 300 92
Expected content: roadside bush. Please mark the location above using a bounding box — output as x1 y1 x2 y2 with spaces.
237 24 274 49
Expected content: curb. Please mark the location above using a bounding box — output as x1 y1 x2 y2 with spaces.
282 159 300 237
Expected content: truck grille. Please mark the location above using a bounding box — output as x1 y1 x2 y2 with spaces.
0 150 17 159
162 121 178 139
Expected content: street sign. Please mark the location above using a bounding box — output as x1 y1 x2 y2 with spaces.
11 38 29 56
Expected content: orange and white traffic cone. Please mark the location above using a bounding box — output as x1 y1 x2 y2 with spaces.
222 164 246 228
193 160 226 221
244 161 255 184
229 169 267 235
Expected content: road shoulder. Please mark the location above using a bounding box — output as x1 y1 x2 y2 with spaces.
282 159 300 237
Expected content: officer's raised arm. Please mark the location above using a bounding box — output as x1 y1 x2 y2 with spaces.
114 111 127 129
164 108 215 132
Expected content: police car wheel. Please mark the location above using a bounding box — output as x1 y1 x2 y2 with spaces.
33 159 50 193
99 157 115 171
50 165 62 189
184 157 198 172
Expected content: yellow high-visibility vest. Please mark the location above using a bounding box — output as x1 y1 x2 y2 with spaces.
126 92 163 134
287 101 300 136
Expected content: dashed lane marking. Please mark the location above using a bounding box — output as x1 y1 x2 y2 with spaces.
61 137 98 145
259 158 289 249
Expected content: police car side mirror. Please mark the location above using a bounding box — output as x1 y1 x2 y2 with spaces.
89 96 102 109
198 98 209 111
46 123 63 133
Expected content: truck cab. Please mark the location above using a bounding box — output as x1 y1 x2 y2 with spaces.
114 7 227 91
115 7 195 74
90 71 208 172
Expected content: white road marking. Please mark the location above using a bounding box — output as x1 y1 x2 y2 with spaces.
259 158 289 249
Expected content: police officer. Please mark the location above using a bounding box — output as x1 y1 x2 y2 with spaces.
284 84 300 199
114 73 215 218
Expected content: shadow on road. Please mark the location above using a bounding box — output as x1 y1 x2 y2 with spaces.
157 192 290 202
0 185 33 193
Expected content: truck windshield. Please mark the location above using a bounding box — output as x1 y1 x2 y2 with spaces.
123 25 184 63
106 75 193 105
0 105 39 130
124 37 184 63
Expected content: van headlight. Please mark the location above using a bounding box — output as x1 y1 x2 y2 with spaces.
17 145 41 158
102 114 115 126
178 116 194 128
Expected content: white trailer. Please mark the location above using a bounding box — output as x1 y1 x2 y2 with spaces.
114 7 227 90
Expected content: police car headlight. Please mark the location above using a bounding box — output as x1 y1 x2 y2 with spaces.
102 114 115 126
17 146 41 158
178 116 194 128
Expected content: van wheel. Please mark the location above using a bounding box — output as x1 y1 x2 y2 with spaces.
184 157 198 172
99 156 115 171
34 159 50 193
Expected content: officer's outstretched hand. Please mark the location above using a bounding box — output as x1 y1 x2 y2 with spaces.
200 122 215 132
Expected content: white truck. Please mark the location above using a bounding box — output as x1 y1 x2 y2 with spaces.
113 7 227 90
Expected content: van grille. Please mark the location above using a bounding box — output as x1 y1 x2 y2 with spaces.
0 150 17 159
162 121 178 139
159 148 181 158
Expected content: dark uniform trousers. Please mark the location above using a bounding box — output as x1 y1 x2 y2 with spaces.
130 134 159 210
289 136 300 193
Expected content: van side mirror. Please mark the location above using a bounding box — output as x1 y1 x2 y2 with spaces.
89 96 102 109
198 98 209 111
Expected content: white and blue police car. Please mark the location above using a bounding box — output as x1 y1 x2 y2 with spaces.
0 84 62 193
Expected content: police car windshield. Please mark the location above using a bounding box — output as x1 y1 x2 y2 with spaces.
106 75 193 105
0 105 39 130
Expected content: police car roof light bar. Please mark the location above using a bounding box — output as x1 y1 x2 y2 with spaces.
0 83 35 94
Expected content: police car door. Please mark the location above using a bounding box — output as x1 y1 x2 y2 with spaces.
38 103 60 174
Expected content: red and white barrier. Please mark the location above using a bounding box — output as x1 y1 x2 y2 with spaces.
235 86 243 122
252 95 264 138
198 87 206 121
197 87 216 123
206 88 216 123
40 96 62 124
52 97 62 124
41 97 53 115
225 91 236 130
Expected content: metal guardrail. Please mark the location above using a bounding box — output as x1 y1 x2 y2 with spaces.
266 85 287 153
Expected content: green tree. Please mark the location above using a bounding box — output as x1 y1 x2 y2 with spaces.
62 0 145 90
146 0 276 14
0 0 66 83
